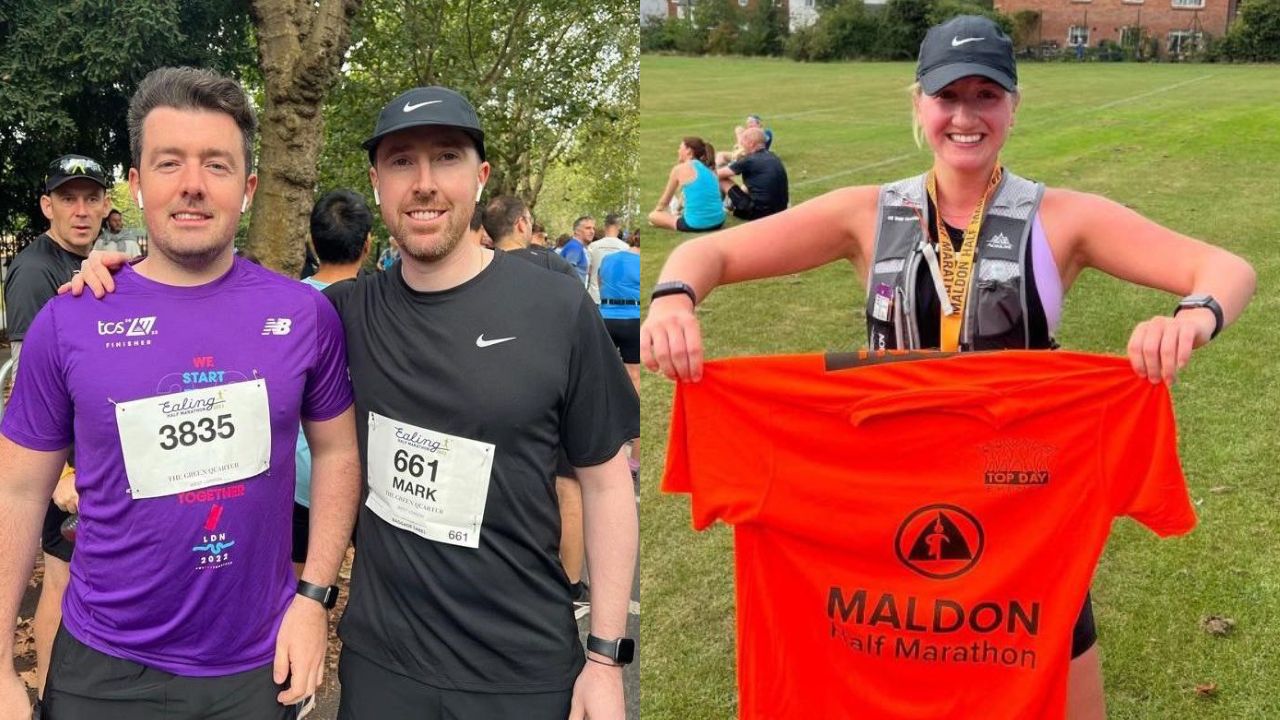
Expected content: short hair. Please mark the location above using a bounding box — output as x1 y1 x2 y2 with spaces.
604 213 622 231
128 67 258 175
107 209 122 218
531 222 545 235
573 215 594 232
741 127 766 150
310 189 373 264
482 195 528 242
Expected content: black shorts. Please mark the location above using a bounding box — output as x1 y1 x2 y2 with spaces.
43 625 296 720
337 646 572 720
604 318 640 364
291 502 310 565
675 216 723 233
1071 592 1097 658
41 501 74 563
726 185 780 221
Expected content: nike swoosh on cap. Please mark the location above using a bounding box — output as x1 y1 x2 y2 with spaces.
404 100 443 112
951 36 984 46
476 334 517 348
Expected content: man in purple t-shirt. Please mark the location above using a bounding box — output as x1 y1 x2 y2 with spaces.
0 67 360 720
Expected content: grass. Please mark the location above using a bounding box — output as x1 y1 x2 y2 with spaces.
638 56 1280 719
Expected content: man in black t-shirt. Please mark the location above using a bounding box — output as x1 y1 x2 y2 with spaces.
718 127 789 220
3 153 110 702
482 194 578 280
328 88 638 720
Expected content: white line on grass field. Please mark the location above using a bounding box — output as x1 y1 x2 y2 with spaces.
794 153 917 188
1092 75 1214 110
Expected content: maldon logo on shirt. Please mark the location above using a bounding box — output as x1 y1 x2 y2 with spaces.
895 504 984 579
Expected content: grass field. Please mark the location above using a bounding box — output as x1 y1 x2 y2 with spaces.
638 56 1280 719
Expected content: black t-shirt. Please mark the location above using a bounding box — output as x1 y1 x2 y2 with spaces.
730 150 789 212
912 200 1050 349
500 246 580 280
327 251 639 692
4 233 85 340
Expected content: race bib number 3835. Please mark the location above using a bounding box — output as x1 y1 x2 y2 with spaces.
365 411 494 549
115 379 271 499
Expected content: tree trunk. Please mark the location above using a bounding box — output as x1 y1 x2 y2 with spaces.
248 0 362 276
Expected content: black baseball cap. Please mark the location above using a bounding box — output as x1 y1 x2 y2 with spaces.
45 154 109 192
916 15 1017 96
362 86 486 164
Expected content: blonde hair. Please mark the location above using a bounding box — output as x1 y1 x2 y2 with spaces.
908 81 1021 150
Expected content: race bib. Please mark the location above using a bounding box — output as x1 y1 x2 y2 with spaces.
116 379 271 499
365 411 494 549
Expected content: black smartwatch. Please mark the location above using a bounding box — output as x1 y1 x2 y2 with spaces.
586 634 636 665
650 280 697 306
1174 294 1224 340
296 579 339 610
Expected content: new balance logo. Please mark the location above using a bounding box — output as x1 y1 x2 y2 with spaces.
262 318 293 335
987 233 1012 250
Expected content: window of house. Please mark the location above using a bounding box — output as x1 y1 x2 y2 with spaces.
1171 0 1205 7
1168 30 1203 53
1068 26 1090 46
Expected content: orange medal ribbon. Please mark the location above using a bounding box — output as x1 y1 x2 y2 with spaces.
925 166 1003 351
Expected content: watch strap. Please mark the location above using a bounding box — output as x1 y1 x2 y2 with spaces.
586 634 635 665
1174 295 1223 340
296 579 338 610
650 281 697 306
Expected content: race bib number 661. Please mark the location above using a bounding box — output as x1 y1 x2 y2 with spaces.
365 411 494 549
116 379 271 499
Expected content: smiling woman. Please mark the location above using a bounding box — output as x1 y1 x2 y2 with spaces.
641 13 1255 720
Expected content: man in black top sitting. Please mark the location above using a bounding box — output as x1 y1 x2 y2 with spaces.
718 127 789 221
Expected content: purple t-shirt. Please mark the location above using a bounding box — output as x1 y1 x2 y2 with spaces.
1 257 353 676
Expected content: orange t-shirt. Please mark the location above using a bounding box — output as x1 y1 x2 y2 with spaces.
662 351 1195 719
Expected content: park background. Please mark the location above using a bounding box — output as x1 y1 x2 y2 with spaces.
637 9 1280 717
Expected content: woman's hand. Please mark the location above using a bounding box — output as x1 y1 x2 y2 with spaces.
1126 308 1215 384
641 295 703 382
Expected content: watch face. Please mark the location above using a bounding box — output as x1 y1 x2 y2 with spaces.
616 638 636 664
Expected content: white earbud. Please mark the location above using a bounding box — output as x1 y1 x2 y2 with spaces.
474 183 485 203
136 192 144 209
372 188 380 206
241 195 249 213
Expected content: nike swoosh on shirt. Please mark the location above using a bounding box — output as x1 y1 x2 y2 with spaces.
951 36 984 46
404 100 443 112
476 334 517 348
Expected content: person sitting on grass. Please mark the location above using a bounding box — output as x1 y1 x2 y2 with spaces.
648 136 725 233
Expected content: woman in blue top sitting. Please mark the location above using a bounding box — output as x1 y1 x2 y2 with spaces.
648 136 726 233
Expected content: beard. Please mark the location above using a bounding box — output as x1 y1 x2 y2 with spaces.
147 230 233 270
395 202 476 263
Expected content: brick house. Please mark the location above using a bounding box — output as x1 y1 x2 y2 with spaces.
994 0 1240 56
